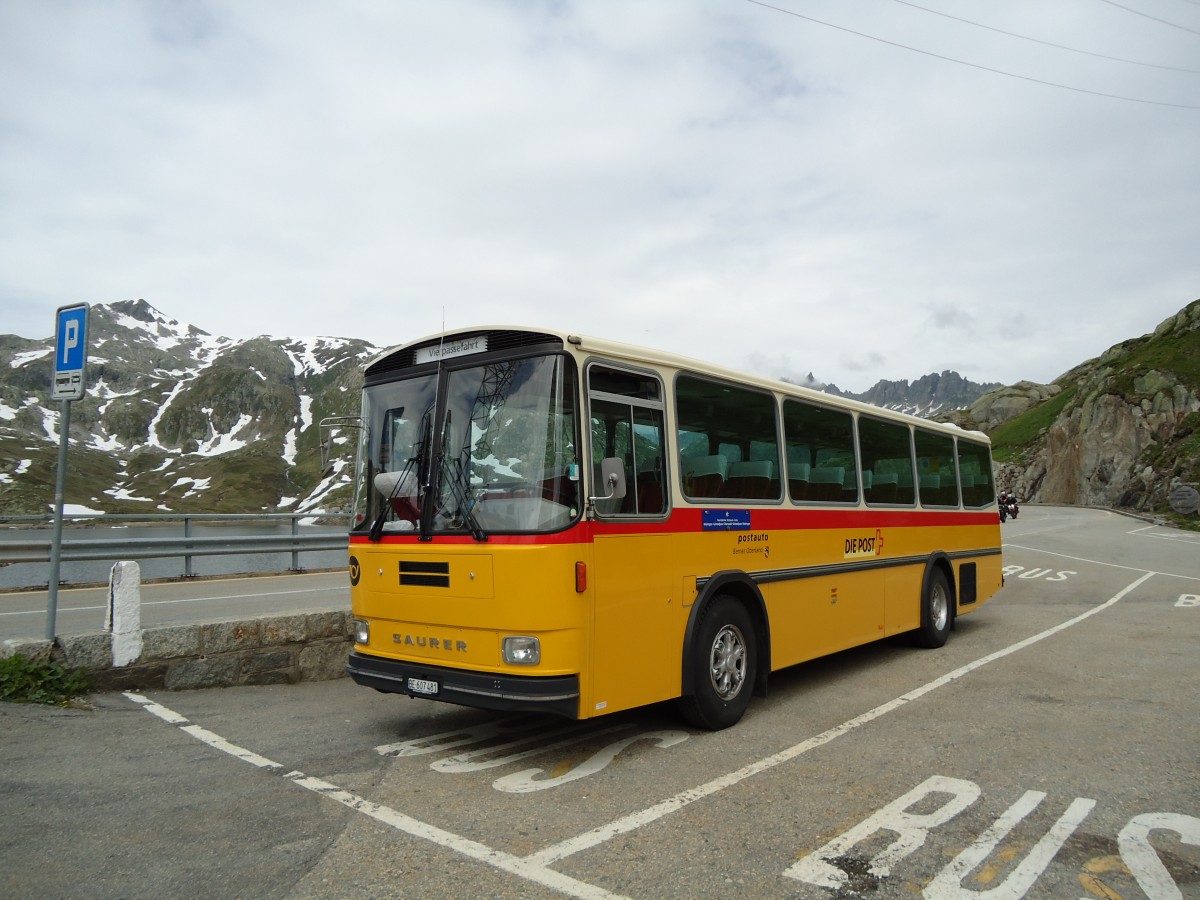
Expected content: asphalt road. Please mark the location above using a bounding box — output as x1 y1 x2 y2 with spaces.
0 570 351 641
2 507 1198 899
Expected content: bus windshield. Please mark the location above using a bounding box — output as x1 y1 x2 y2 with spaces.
353 353 581 538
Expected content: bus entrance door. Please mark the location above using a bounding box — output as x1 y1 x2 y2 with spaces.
588 533 677 718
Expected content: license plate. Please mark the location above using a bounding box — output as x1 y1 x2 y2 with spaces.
407 677 438 696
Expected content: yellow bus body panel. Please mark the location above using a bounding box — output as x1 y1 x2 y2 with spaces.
349 513 1002 721
350 542 587 678
586 533 679 716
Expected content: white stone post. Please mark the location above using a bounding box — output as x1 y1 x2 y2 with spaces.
107 561 143 667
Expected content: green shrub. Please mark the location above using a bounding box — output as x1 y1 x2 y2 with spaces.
0 654 89 705
989 386 1078 460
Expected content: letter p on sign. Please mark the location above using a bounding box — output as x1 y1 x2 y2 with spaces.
61 319 79 365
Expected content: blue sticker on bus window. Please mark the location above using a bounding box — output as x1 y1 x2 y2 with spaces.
702 509 751 531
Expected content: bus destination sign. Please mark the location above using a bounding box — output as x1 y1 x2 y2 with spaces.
416 336 488 366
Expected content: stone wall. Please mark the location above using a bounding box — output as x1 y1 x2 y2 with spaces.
2 610 354 692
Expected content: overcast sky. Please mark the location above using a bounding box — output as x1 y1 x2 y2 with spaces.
2 1 1197 392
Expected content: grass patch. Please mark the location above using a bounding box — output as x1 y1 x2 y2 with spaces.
990 386 1078 460
1123 330 1200 389
0 654 90 705
1159 511 1200 532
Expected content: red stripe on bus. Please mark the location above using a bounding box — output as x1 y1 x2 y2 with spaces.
348 507 997 546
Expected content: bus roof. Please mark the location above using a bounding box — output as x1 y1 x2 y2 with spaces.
369 325 990 443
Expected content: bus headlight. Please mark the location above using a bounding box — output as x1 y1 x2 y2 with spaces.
353 618 370 645
502 636 540 665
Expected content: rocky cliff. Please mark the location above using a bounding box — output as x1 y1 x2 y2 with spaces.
946 300 1200 517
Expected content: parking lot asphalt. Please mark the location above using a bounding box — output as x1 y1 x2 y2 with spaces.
2 507 1198 899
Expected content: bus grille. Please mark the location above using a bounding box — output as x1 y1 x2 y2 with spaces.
400 560 450 588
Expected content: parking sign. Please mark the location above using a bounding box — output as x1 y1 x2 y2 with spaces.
51 303 89 401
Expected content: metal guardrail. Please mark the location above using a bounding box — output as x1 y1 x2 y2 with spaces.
0 513 350 576
0 513 349 526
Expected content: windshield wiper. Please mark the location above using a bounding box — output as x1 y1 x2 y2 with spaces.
447 456 488 541
433 410 488 542
368 411 430 543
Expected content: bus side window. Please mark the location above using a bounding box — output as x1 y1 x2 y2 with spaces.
914 429 958 507
783 399 856 504
588 364 667 517
957 439 995 508
676 375 780 502
633 407 666 513
860 417 916 506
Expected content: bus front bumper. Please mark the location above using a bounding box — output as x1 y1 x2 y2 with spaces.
345 650 581 719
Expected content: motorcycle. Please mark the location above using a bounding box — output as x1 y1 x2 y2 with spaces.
998 494 1019 522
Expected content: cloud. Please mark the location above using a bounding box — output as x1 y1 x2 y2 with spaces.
1 1 1197 393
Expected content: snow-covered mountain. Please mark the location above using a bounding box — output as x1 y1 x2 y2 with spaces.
824 371 1002 419
1 299 1001 517
0 300 381 516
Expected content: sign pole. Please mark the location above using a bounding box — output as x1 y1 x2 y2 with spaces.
46 303 89 641
45 399 72 640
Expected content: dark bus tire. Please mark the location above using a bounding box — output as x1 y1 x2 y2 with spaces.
678 596 756 730
912 568 952 649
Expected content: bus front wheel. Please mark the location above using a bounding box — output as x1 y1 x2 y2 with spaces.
913 568 952 649
679 596 756 730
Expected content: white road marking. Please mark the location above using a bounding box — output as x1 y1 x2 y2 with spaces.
493 731 689 794
125 570 1156 894
283 772 630 900
432 724 632 773
924 791 1097 898
1119 813 1200 900
122 692 629 900
1127 524 1200 545
1005 543 1200 582
525 571 1154 866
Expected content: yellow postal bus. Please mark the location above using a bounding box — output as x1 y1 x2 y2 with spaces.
339 327 1003 729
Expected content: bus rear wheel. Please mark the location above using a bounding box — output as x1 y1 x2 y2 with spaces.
679 596 756 730
912 568 952 648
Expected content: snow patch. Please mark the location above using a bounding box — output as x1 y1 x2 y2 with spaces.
295 457 354 514
89 433 124 452
282 427 297 466
193 414 253 455
40 407 60 442
146 379 192 448
283 337 345 377
282 395 314 466
61 503 106 516
103 487 154 503
89 378 142 415
298 394 314 431
172 476 212 498
9 348 52 368
110 307 204 355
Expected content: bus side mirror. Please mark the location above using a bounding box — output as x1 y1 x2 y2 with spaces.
318 416 364 478
590 457 627 503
